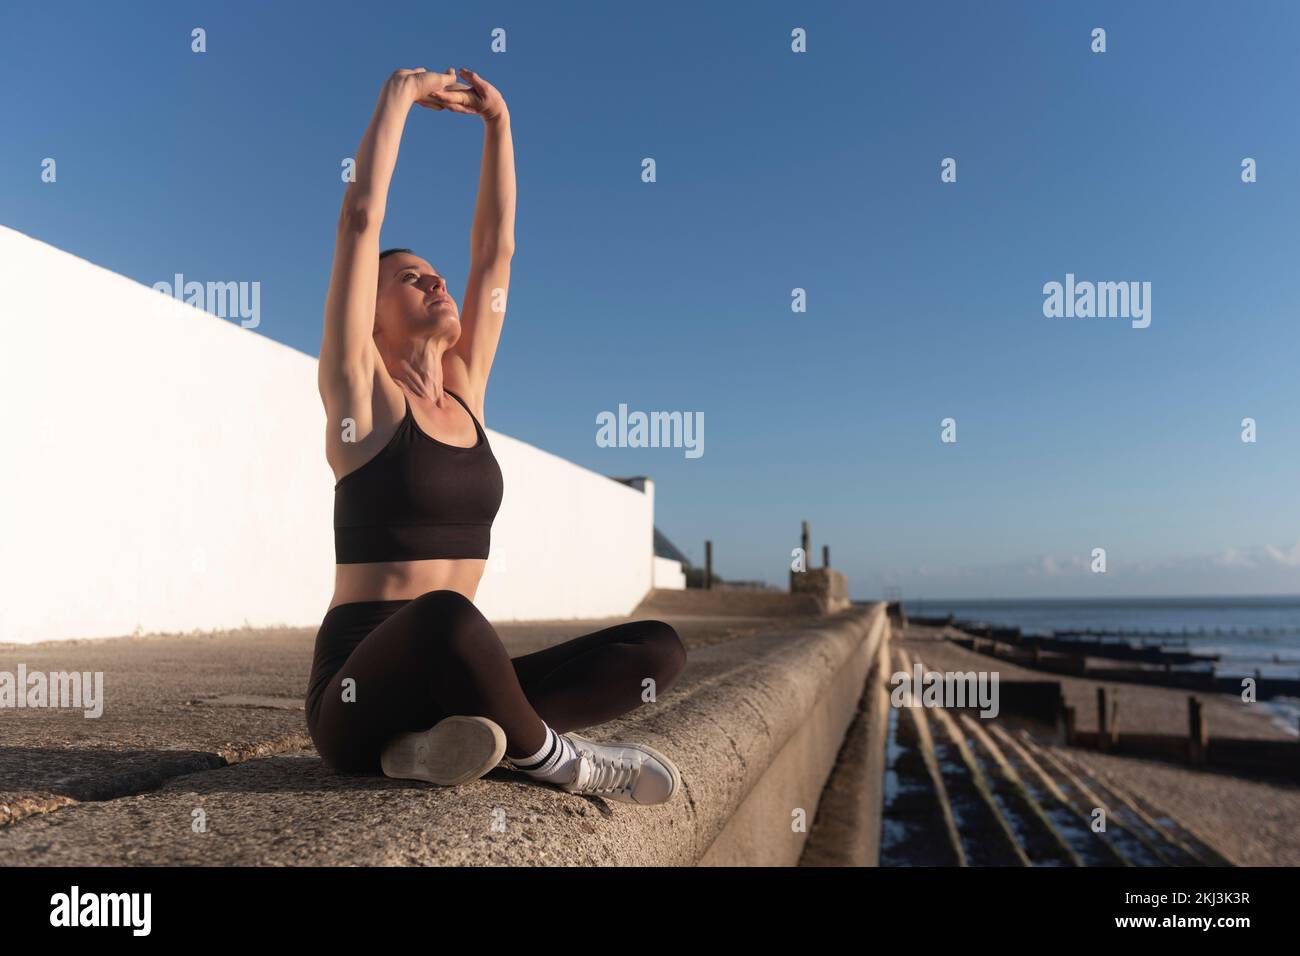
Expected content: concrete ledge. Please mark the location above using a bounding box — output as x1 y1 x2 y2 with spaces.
699 603 887 864
798 626 892 865
636 587 824 617
1 604 888 865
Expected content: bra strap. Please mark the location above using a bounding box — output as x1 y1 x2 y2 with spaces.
444 388 484 437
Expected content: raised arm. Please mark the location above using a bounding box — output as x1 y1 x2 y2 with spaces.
318 69 463 397
426 69 516 415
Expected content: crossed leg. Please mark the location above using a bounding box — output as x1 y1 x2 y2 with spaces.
509 617 688 738
307 589 687 774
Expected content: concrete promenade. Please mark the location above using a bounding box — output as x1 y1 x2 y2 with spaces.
0 591 887 866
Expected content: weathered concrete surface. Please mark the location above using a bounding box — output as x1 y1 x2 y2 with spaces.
789 568 850 614
0 607 825 828
799 628 892 866
637 587 823 617
1 599 883 864
699 605 887 865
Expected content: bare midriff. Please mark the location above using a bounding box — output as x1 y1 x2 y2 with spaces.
324 375 491 613
329 559 485 611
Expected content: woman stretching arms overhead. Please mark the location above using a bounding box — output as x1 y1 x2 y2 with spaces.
307 66 686 805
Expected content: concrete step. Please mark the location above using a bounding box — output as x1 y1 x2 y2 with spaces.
634 588 825 618
799 631 893 866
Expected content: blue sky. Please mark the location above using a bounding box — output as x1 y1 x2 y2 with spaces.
3 1 1299 600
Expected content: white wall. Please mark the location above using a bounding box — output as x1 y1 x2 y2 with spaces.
475 437 655 620
0 226 656 643
653 556 686 590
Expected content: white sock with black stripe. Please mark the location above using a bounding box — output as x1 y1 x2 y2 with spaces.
505 722 580 784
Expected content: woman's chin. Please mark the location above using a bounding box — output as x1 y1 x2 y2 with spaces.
418 312 460 335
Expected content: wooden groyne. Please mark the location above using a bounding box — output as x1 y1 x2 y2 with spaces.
910 614 1300 699
909 613 1300 643
1067 687 1300 783
877 642 1236 866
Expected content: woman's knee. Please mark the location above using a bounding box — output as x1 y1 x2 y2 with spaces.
407 589 485 630
641 619 687 686
407 588 501 657
410 587 478 611
308 708 376 775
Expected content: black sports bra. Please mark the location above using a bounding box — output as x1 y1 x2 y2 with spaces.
333 388 504 564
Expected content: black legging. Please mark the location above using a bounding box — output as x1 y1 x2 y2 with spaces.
305 589 688 774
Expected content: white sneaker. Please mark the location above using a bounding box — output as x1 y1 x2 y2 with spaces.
381 715 507 786
559 732 681 805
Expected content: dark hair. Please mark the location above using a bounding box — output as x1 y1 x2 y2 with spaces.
379 247 413 260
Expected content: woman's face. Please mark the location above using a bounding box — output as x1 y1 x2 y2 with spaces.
375 253 460 344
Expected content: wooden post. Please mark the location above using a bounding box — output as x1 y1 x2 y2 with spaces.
1063 704 1076 746
822 544 830 568
1188 696 1207 767
801 521 810 566
704 540 712 590
1097 688 1118 752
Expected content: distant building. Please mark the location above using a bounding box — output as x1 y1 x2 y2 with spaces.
654 527 690 567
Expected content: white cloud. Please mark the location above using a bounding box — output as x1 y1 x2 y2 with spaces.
1264 542 1300 567
1214 547 1257 568
877 540 1300 597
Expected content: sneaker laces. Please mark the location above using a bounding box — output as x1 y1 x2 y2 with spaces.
571 746 639 796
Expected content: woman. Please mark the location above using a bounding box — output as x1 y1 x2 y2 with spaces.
306 67 687 806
